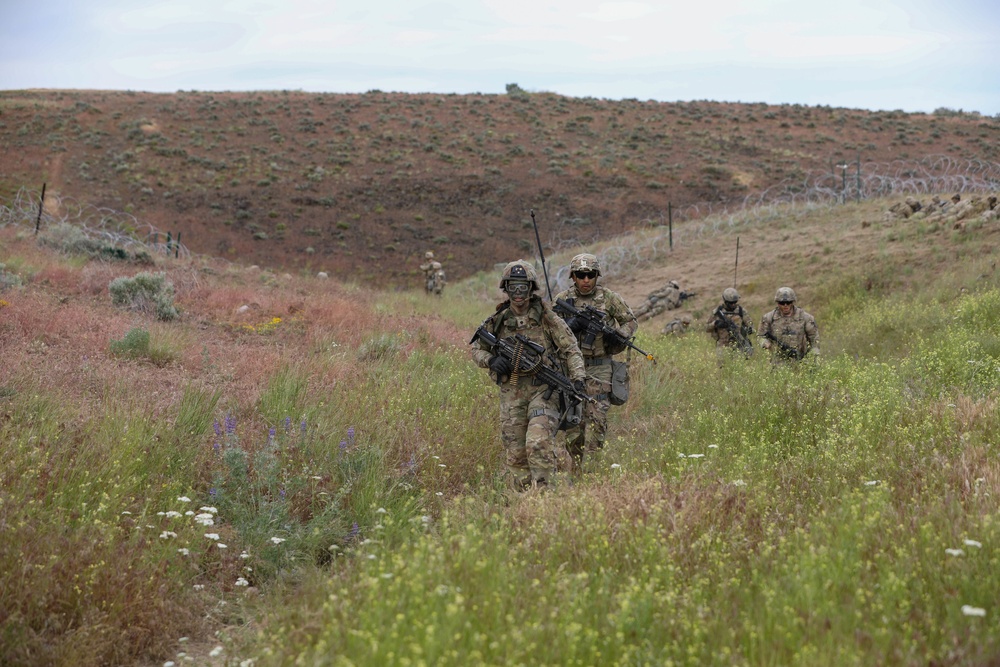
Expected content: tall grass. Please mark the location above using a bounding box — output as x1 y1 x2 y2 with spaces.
3 200 1000 665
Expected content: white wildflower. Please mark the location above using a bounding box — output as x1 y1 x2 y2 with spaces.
270 537 286 545
165 511 182 518
177 496 191 503
204 533 221 541
240 551 250 559
946 548 965 557
160 531 177 539
177 548 190 556
381 572 393 579
964 539 983 548
209 646 224 658
610 463 621 470
732 479 746 486
199 506 218 514
688 453 704 459
376 507 387 514
194 513 215 526
235 577 249 587
193 584 205 591
216 543 227 549
962 605 986 617
864 480 880 486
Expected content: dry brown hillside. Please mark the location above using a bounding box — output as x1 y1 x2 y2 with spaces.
1 88 998 286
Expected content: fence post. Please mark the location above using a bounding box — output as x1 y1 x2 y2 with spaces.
166 232 172 255
175 232 181 258
856 153 862 203
668 202 673 251
34 183 46 235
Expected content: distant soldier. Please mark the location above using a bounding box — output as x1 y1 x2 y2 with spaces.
662 314 692 335
707 288 754 357
470 260 586 491
633 280 693 321
554 253 637 472
758 287 819 362
419 251 446 295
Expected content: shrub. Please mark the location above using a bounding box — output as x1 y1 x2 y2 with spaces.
108 271 179 320
108 326 177 366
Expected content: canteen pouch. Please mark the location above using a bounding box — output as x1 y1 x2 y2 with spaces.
609 360 630 406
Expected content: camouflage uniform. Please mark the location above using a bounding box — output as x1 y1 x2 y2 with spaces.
707 288 754 358
471 261 585 489
632 281 682 321
554 253 638 471
662 314 692 335
758 287 819 362
419 251 446 295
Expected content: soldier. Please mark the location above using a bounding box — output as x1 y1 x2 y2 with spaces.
662 314 692 335
471 260 586 490
633 280 683 320
707 287 754 358
554 253 638 472
758 287 819 362
419 251 446 295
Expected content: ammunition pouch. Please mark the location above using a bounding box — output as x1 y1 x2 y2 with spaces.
609 360 630 406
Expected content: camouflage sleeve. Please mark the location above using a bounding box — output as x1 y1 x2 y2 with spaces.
470 316 498 368
605 290 638 337
544 310 586 382
804 313 819 351
757 311 773 340
553 289 571 320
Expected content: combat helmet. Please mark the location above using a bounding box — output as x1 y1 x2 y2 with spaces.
668 280 680 289
774 286 797 303
722 287 740 304
425 251 434 259
680 314 693 324
570 253 601 276
498 260 540 291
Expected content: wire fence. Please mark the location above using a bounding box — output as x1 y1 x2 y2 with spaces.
0 186 190 259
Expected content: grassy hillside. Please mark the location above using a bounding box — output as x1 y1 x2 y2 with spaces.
3 193 1000 665
1 88 998 286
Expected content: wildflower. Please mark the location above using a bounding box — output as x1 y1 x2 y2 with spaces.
209 488 218 497
185 510 194 516
235 577 250 587
204 533 221 541
421 515 432 524
339 440 347 457
864 480 880 486
209 646 224 658
964 539 983 548
688 454 704 459
217 543 227 549
193 584 205 591
347 426 355 445
121 511 132 515
438 463 446 468
178 548 190 556
962 605 986 617
240 659 255 667
946 548 964 557
194 513 215 526
311 475 322 480
284 416 292 432
240 551 250 559
213 420 222 437
177 496 191 503
164 662 176 667
160 531 177 539
199 506 218 514
165 511 182 519
708 444 719 449
677 453 686 458
610 463 621 470
367 554 377 560
270 537 286 545
300 419 307 435
347 522 360 541
178 637 189 642
279 488 286 499
381 572 393 579
376 507 387 514
732 479 747 486
328 544 340 552
435 492 443 496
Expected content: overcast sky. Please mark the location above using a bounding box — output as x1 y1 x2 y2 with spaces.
2 0 998 115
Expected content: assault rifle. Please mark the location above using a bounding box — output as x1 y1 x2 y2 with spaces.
553 298 656 364
713 309 754 357
679 290 697 303
762 330 802 360
469 327 594 406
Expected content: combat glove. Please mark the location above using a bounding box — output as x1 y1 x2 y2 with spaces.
573 380 587 395
488 355 513 377
566 317 586 334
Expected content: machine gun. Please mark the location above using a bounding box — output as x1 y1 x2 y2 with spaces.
713 309 754 357
553 298 656 364
470 327 594 404
762 330 802 360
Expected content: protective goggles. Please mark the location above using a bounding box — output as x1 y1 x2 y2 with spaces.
506 281 531 297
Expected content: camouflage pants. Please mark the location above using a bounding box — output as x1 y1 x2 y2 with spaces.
563 362 612 471
499 379 561 489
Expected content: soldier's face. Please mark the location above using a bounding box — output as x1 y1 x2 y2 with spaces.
506 281 531 306
777 300 794 315
572 271 597 294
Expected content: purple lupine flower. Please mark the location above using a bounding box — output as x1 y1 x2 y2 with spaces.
279 488 286 499
300 419 307 435
339 440 347 457
347 426 355 445
405 454 417 473
268 426 276 446
284 416 292 432
225 414 237 435
213 440 220 452
213 420 222 437
347 522 360 541
209 487 217 497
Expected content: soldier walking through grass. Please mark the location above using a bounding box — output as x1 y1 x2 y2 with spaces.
419 251 446 295
707 287 754 359
758 287 819 362
470 260 586 490
554 253 637 473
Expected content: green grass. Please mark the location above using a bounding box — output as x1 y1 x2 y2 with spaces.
4 201 1000 665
